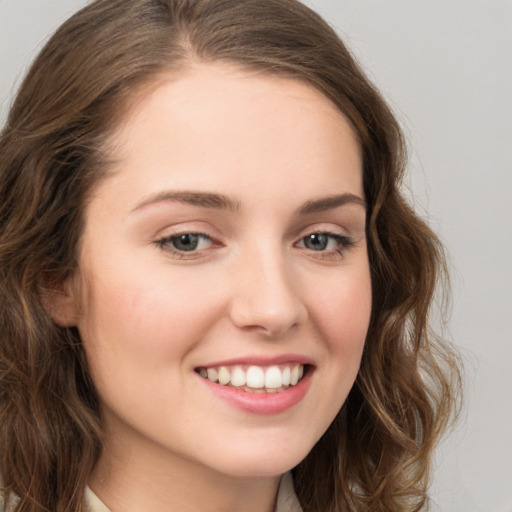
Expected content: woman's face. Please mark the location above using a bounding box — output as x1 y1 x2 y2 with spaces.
69 63 371 479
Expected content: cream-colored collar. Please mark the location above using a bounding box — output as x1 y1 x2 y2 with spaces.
85 472 302 512
275 472 303 512
84 486 110 512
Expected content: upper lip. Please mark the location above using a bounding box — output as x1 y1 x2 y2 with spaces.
196 353 315 369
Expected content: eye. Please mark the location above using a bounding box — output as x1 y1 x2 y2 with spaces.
302 233 333 251
156 232 214 255
297 232 354 256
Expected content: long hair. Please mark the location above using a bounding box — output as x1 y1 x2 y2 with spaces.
0 1 461 511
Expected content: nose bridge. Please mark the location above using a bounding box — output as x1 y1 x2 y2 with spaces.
229 239 307 336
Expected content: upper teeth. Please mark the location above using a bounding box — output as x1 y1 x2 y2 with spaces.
198 364 304 390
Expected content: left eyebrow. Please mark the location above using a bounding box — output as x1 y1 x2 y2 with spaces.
297 193 366 215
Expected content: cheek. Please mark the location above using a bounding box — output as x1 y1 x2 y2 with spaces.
76 270 223 420
313 265 372 361
294 264 371 443
78 262 224 366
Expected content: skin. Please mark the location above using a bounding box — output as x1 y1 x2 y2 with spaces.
56 63 372 512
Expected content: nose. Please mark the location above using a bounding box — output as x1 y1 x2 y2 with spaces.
228 246 308 338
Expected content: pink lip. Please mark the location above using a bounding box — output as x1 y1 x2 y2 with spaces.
198 353 314 368
197 368 313 415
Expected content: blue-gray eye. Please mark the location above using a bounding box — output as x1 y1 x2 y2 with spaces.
170 233 201 251
156 232 214 256
303 233 330 251
299 232 354 254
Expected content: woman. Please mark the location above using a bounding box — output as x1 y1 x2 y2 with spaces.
0 1 461 511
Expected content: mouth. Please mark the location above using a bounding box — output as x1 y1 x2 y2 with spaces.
195 363 308 393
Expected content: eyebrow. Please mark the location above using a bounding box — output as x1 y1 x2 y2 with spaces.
131 190 366 215
297 193 366 215
131 191 241 212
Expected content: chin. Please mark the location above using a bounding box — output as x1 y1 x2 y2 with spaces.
199 437 314 478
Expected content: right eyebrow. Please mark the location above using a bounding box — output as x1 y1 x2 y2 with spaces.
130 190 241 213
296 193 367 216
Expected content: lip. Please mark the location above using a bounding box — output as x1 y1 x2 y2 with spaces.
198 353 315 368
196 364 313 415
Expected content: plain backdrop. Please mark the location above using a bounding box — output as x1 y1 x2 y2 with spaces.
1 1 511 511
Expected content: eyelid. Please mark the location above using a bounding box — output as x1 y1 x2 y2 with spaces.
293 221 350 240
294 211 366 237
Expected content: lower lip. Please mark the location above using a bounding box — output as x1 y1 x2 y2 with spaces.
199 370 312 415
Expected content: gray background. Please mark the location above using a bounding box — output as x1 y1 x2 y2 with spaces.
1 1 511 511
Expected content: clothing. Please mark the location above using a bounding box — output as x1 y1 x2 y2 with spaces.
85 471 302 512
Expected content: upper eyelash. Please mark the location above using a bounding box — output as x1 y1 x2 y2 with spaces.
300 231 354 248
334 234 354 249
328 233 353 246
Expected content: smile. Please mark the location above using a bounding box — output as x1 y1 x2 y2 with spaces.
196 364 305 393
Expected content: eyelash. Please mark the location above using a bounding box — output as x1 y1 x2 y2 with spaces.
297 232 355 260
155 231 214 259
155 230 354 260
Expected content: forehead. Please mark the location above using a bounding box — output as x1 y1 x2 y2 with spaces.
97 62 363 207
112 62 359 148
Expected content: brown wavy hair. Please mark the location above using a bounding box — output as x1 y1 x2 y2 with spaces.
0 1 461 511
